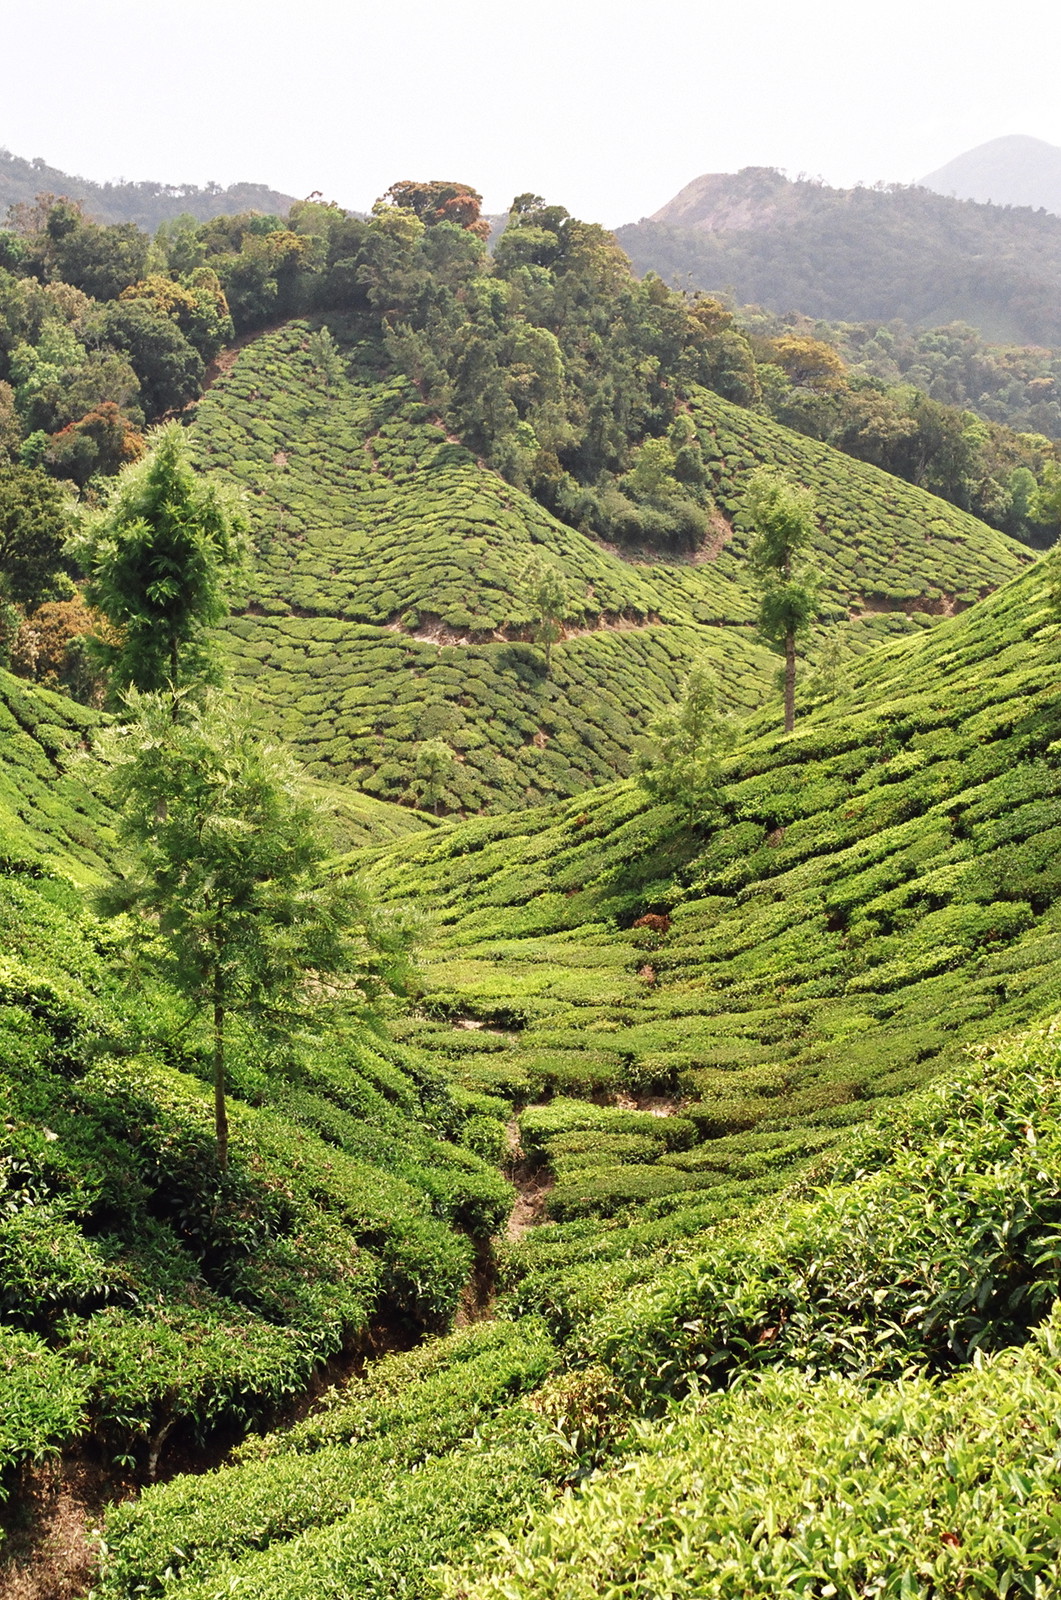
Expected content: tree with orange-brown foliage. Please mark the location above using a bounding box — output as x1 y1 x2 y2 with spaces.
380 181 491 240
44 402 145 489
762 333 847 392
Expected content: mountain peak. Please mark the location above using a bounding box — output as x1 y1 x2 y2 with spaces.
919 134 1061 215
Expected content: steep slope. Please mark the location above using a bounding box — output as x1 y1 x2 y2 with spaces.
93 993 1061 1598
0 146 296 229
0 675 508 1507
618 169 1061 345
920 133 1061 215
0 667 110 882
366 558 1061 1244
191 321 1027 813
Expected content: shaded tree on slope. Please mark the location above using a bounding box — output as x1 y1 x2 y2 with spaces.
73 423 247 702
747 468 821 734
97 691 416 1170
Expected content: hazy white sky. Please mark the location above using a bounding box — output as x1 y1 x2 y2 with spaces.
4 0 1061 225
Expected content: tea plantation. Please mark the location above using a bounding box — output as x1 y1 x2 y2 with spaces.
189 321 1027 811
4 318 1061 1597
0 675 513 1510
365 557 1061 1317
94 1027 1061 1599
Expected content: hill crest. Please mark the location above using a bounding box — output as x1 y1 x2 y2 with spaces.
0 145 297 230
619 171 1061 345
920 133 1061 216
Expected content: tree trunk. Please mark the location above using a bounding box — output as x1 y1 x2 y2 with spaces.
784 631 796 735
169 637 180 721
213 983 228 1171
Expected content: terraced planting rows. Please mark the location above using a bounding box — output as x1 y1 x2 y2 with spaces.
0 713 514 1496
95 1027 1061 1598
0 668 110 881
691 386 1023 613
366 559 1061 1321
190 322 1028 810
4 544 1061 1597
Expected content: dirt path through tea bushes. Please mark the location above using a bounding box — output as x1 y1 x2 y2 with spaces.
505 1119 554 1242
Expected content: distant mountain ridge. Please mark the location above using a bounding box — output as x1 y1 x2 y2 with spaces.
618 169 1061 346
0 145 297 230
919 134 1061 216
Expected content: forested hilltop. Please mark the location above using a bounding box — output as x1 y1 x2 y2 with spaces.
618 167 1061 345
5 168 1061 1599
752 312 1061 441
0 147 297 231
0 178 1045 757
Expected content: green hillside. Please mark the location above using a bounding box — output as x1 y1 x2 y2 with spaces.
92 1005 1061 1598
5 533 1061 1597
365 558 1061 1266
190 321 1027 813
5 188 1061 1599
0 666 109 882
0 682 511 1506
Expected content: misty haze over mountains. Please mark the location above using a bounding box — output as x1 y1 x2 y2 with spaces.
0 146 297 230
617 175 1061 345
919 135 1061 216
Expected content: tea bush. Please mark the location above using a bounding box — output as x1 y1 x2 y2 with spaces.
0 1328 87 1497
369 561 1061 1261
442 1306 1061 1600
97 1320 556 1597
0 680 516 1474
582 1029 1061 1397
189 322 1027 811
112 1410 566 1600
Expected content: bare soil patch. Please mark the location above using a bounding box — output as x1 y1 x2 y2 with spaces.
0 1453 132 1600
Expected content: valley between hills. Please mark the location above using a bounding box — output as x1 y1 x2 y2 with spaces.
1 176 1061 1600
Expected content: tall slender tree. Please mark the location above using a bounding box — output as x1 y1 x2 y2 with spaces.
73 423 247 704
97 691 415 1171
637 663 731 823
746 469 821 734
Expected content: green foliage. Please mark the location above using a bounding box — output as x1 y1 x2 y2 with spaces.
0 663 106 880
368 560 1061 1265
0 667 507 1481
95 300 204 421
74 423 248 698
119 269 234 364
746 467 822 732
130 1410 563 1600
637 663 730 821
407 737 458 814
519 553 578 672
97 1321 555 1597
443 1307 1061 1600
0 461 71 609
618 168 1061 348
191 321 1025 809
96 689 414 1166
582 1033 1061 1395
0 1327 86 1494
